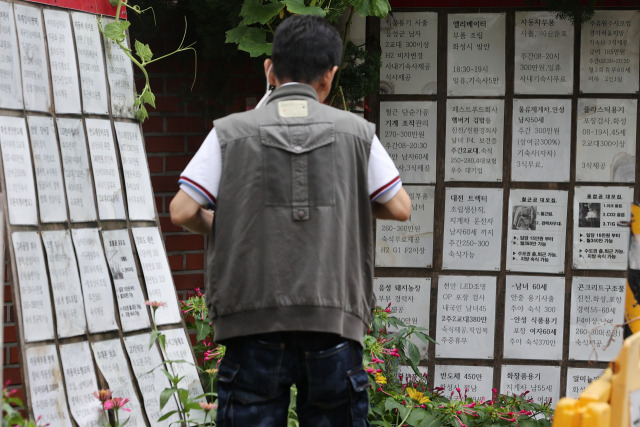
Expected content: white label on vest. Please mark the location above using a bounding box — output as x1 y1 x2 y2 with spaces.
278 100 308 118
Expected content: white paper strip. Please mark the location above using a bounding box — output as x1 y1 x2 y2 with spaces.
0 116 38 225
565 367 605 399
59 341 103 427
376 185 434 267
42 230 87 338
380 11 437 95
511 99 572 182
26 344 72 426
569 276 625 362
12 231 54 342
442 187 502 270
379 102 437 183
114 121 156 220
102 229 150 331
14 4 51 112
71 228 118 333
27 116 67 223
447 13 505 96
44 9 82 114
500 365 559 408
434 365 494 400
436 275 496 359
57 118 98 222
514 11 574 95
102 18 136 118
503 276 565 360
0 2 24 109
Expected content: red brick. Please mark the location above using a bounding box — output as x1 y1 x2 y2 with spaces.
168 255 184 271
151 175 181 193
145 136 184 153
3 367 22 385
165 234 204 252
9 346 19 364
4 285 12 302
155 197 164 213
141 115 164 133
186 253 205 270
147 156 164 173
159 216 182 233
167 116 207 134
156 95 186 113
172 273 204 290
187 136 206 152
165 155 192 172
4 325 16 343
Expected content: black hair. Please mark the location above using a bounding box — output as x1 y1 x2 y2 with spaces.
271 15 342 84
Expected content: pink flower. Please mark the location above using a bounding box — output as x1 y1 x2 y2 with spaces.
145 301 167 308
199 402 217 411
93 389 113 402
104 397 131 412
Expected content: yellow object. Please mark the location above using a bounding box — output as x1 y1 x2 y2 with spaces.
626 203 640 334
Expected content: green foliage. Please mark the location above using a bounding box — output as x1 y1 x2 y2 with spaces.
2 386 47 427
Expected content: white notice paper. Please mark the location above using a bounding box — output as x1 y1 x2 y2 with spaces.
503 276 565 360
26 345 72 427
42 230 87 338
580 10 640 93
445 99 504 182
85 119 126 220
511 99 571 182
27 116 67 223
71 228 118 333
59 341 102 427
374 277 430 358
501 365 559 408
573 186 633 270
44 9 82 114
102 19 136 118
114 121 156 220
576 98 637 183
92 339 145 427
163 328 207 410
569 276 625 362
379 101 437 183
565 367 605 399
436 276 496 359
514 11 574 95
0 116 38 225
102 229 150 332
12 231 54 342
14 4 51 112
0 2 23 109
132 227 182 325
447 13 505 96
442 187 502 270
380 11 437 95
72 12 109 115
376 185 434 268
506 189 567 273
434 365 494 400
57 118 98 222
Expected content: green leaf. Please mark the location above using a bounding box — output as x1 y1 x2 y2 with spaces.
225 24 253 44
160 387 178 409
384 397 403 412
241 0 285 25
407 340 421 367
134 40 153 63
284 0 326 16
157 410 179 422
417 414 444 427
103 20 130 41
238 30 272 57
195 318 211 342
142 89 156 108
136 104 148 123
178 388 190 405
351 0 391 18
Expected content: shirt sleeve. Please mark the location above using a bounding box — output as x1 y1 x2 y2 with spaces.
178 128 221 209
368 134 402 204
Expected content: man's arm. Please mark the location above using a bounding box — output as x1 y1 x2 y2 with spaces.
169 190 214 235
372 187 411 221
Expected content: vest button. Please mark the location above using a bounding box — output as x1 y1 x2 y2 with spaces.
297 210 305 218
294 145 302 152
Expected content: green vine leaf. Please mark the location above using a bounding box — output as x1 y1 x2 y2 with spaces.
238 27 272 57
142 89 156 108
284 0 326 17
225 23 254 44
135 39 153 63
351 0 391 18
241 0 285 25
103 20 130 41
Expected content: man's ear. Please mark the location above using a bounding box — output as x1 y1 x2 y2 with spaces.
264 58 277 86
321 65 339 90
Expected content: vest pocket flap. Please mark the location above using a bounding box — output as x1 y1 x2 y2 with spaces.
260 123 334 154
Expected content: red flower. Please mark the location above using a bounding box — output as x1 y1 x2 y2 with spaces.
104 397 131 412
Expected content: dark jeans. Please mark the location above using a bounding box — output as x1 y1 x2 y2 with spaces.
216 332 370 427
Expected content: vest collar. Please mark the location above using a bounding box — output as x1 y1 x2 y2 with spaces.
266 83 319 104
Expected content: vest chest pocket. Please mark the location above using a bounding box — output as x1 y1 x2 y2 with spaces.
260 123 335 220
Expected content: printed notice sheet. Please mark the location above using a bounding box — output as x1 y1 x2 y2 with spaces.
59 341 102 426
26 345 72 427
580 10 640 93
506 189 567 273
102 18 136 118
434 366 494 400
380 101 437 184
445 99 504 182
443 187 502 271
0 2 23 109
448 13 505 96
504 276 565 360
380 11 437 95
436 276 496 359
573 186 632 270
565 367 605 399
514 11 574 94
375 277 430 357
569 276 625 362
511 99 571 182
576 98 637 183
501 365 559 408
376 185 434 268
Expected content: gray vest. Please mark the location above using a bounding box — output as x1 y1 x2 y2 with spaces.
207 84 376 344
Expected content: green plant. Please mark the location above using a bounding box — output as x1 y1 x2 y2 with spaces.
2 383 48 427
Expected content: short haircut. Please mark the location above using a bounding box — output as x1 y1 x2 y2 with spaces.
271 15 342 84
